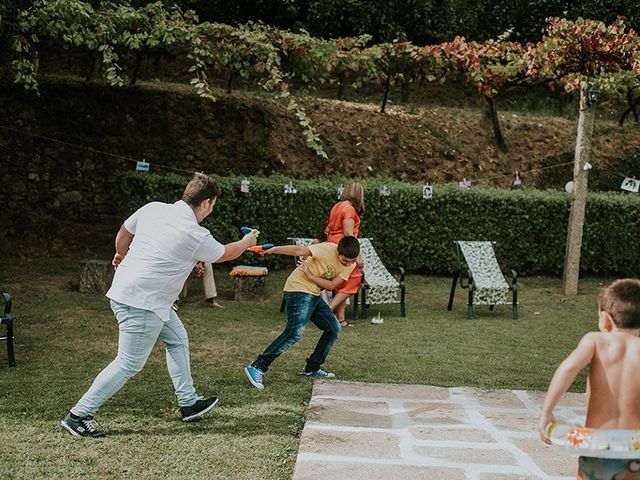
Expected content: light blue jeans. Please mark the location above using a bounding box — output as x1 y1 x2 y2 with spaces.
72 300 198 417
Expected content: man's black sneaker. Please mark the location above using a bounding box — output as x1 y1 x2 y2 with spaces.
180 396 219 422
60 412 105 438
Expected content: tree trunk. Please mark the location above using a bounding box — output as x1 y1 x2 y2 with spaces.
484 96 507 150
563 86 596 296
337 73 346 100
400 79 410 104
380 74 391 113
225 67 234 94
618 85 639 126
152 52 162 79
85 52 96 82
130 51 143 85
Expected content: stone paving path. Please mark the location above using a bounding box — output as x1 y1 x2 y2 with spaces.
293 381 585 480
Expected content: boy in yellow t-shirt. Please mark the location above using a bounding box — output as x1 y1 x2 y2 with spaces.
244 236 360 390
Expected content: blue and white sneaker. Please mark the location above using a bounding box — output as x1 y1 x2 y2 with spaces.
301 369 335 378
244 365 265 390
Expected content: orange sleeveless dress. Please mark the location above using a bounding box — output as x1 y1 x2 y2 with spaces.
327 201 361 295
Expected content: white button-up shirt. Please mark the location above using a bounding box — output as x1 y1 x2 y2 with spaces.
107 200 225 321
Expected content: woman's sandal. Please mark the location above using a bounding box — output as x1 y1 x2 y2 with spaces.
339 320 352 327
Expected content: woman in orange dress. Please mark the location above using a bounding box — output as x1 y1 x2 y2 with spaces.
326 181 365 327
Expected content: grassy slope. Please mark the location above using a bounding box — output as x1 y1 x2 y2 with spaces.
0 256 604 479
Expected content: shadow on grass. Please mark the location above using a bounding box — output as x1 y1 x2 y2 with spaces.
94 408 303 438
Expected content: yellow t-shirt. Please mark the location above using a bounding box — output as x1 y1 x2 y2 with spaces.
284 242 355 295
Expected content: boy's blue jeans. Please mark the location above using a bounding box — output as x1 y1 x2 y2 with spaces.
253 292 341 373
71 300 199 417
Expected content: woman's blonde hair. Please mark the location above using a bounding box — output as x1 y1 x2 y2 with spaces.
339 181 365 213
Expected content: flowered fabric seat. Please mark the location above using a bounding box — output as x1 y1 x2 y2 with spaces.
358 238 406 318
447 241 518 320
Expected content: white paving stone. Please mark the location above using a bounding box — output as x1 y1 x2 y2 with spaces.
293 381 585 480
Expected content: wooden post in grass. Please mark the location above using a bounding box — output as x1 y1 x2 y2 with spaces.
562 84 598 296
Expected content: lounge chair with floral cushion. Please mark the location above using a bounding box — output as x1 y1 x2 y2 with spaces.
447 241 518 320
357 238 406 319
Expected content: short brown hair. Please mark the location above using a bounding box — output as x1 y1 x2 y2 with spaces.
598 278 640 328
181 173 221 207
339 181 365 213
337 235 360 259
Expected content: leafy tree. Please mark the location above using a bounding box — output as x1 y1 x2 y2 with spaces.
437 35 528 149
527 16 639 92
10 2 640 159
168 0 640 44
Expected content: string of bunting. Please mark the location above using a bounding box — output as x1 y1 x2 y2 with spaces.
2 124 638 195
0 124 200 176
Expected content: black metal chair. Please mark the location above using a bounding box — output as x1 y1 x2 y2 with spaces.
1 290 16 367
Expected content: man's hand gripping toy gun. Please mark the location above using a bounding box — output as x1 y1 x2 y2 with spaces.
241 227 274 255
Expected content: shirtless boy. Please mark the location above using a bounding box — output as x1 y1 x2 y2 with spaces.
538 278 640 479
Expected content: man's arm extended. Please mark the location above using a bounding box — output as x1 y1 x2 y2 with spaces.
215 231 258 263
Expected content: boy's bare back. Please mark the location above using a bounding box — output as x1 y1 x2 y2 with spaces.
538 278 640 444
585 331 640 429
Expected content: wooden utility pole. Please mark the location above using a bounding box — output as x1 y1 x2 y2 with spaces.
562 85 596 295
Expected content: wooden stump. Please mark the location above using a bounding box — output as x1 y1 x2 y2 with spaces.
79 260 114 294
233 275 267 301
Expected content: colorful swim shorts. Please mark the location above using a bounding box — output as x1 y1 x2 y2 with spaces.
578 456 640 480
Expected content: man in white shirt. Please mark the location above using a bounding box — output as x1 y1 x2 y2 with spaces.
61 173 257 438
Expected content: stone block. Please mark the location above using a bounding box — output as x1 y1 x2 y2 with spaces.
405 402 470 425
512 437 578 477
312 380 450 401
413 445 518 465
299 429 401 459
232 275 267 301
480 410 538 433
58 191 83 204
479 474 541 480
79 259 113 294
462 387 527 409
410 426 496 443
526 390 585 409
306 397 392 429
294 461 466 480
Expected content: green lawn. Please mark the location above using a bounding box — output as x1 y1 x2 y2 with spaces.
0 256 605 479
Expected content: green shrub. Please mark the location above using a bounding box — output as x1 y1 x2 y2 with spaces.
117 172 640 276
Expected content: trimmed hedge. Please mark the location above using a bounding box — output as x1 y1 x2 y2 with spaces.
117 172 640 276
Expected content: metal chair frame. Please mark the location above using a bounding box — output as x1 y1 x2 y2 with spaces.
1 290 16 367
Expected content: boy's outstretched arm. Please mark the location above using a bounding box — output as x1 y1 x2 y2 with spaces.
265 245 312 257
537 333 596 444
